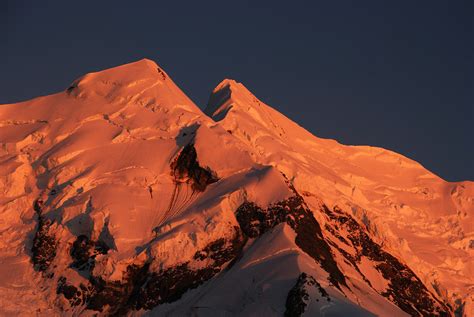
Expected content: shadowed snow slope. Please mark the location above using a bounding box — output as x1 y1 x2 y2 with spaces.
0 60 472 316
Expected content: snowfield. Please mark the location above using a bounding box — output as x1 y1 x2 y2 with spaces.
0 59 472 316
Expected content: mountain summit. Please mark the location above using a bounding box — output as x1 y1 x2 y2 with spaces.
0 59 472 316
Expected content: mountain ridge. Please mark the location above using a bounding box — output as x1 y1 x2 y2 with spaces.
0 59 472 316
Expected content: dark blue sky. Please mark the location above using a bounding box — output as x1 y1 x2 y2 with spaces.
2 1 473 181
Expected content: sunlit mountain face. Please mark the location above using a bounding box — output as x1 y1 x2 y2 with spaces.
0 59 472 316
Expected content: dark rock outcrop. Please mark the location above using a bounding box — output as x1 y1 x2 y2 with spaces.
70 235 109 272
285 272 330 317
86 263 150 314
322 205 452 317
133 227 245 310
235 194 347 290
56 277 91 307
31 199 58 273
171 143 218 192
56 227 246 315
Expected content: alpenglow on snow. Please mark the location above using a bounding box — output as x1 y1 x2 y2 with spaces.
0 59 472 316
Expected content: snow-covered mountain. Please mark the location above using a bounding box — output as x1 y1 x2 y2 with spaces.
0 59 472 316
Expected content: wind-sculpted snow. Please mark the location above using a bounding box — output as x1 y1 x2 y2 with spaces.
0 59 472 316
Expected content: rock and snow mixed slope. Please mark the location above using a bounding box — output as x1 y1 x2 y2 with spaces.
0 59 472 316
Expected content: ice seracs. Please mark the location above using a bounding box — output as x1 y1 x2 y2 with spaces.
0 58 472 316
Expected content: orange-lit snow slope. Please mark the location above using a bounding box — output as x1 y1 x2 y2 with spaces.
0 59 472 316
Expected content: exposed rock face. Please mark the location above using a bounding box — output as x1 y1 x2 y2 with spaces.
285 272 330 317
31 199 58 273
56 264 148 313
70 235 109 272
56 276 93 307
86 264 150 314
235 190 452 316
235 193 347 290
171 143 218 191
322 205 452 317
133 228 245 310
235 201 286 238
55 228 246 315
